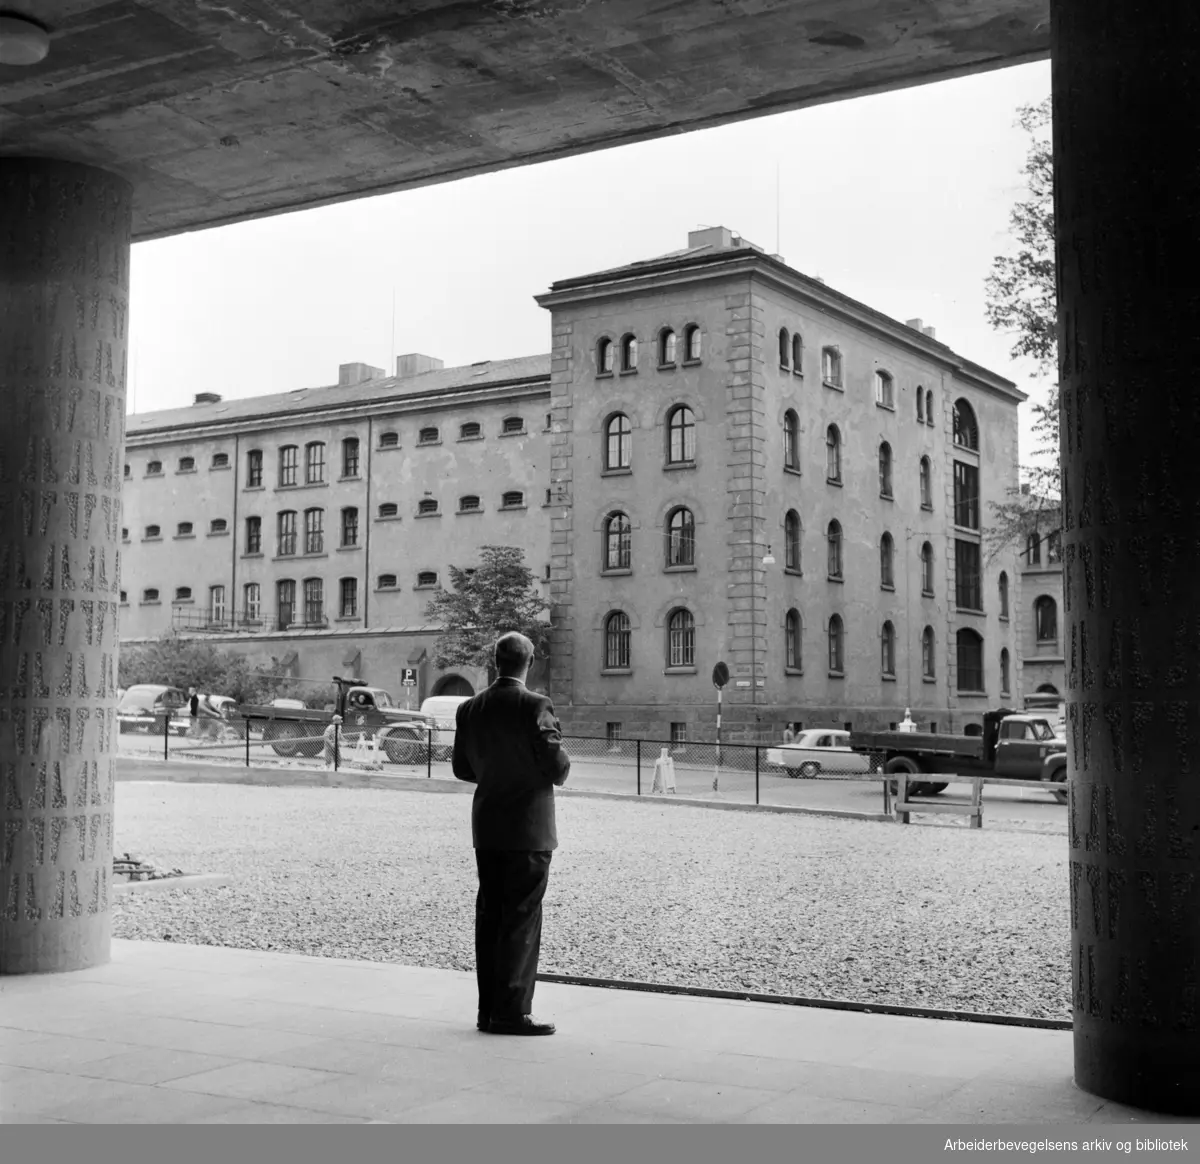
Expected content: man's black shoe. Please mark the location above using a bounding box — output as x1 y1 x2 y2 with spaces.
487 1015 556 1036
477 1013 490 1032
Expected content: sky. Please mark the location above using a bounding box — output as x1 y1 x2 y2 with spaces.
127 59 1054 468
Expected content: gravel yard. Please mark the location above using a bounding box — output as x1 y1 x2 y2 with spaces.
111 781 1072 1021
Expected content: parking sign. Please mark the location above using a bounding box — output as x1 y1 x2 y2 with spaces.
401 668 417 686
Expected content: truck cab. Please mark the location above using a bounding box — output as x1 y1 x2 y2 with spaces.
992 714 1064 777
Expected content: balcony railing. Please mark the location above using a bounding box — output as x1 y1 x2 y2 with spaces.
171 607 264 632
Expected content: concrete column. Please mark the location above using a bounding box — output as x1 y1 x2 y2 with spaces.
1051 2 1200 1113
0 159 131 974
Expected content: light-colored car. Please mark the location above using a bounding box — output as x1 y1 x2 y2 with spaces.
766 729 874 778
419 695 471 759
117 684 188 734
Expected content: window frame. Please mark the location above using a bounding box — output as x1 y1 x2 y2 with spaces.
341 506 359 548
341 437 360 479
874 370 894 409
658 328 677 367
881 620 896 677
783 409 800 472
878 441 893 499
828 614 845 675
785 608 802 672
303 507 324 555
666 405 696 465
605 412 632 471
603 512 632 572
244 516 262 555
666 608 696 669
784 510 802 573
278 445 298 488
246 449 263 488
339 577 358 619
825 424 842 484
277 510 297 557
952 398 980 450
604 611 632 670
666 506 696 568
827 520 844 580
956 628 985 693
880 532 895 590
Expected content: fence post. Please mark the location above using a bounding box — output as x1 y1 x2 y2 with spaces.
636 739 641 796
427 729 432 779
755 745 760 805
163 712 170 761
334 722 340 772
244 717 250 767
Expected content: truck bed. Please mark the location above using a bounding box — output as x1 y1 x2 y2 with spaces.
849 730 986 763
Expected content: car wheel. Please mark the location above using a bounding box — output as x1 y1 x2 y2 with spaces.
384 731 423 765
799 761 820 779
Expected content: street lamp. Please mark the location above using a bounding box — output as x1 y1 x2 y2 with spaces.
762 545 776 566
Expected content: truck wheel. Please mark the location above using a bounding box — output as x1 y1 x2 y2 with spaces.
885 756 924 798
384 731 423 765
271 723 306 758
1045 769 1069 804
799 761 820 779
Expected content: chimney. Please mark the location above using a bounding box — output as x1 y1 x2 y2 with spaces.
193 392 221 405
905 318 924 331
395 353 444 379
813 275 825 284
687 226 735 251
338 362 385 387
922 326 937 339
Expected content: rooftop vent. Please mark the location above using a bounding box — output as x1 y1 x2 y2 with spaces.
193 392 222 405
905 318 924 331
395 353 444 379
338 362 385 387
688 225 735 251
922 326 937 339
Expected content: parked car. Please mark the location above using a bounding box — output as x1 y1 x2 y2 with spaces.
177 694 242 740
419 695 471 760
117 685 188 735
766 729 875 778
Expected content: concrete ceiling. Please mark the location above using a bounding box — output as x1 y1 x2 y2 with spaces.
0 1 1049 242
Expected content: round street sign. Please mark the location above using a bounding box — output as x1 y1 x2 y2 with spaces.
712 661 730 689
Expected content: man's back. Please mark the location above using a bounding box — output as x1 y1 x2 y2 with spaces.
452 678 570 851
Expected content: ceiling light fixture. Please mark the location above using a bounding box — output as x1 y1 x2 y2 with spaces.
0 14 50 66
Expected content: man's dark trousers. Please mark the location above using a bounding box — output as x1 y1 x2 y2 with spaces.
475 849 552 1021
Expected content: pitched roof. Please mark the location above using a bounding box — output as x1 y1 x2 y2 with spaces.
126 353 552 437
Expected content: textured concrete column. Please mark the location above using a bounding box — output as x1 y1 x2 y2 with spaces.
0 159 131 973
1051 2 1200 1113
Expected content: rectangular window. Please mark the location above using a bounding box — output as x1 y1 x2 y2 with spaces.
276 580 295 630
341 508 359 548
243 583 261 623
245 516 262 555
953 461 980 530
342 438 360 478
304 509 324 554
277 512 296 557
247 449 263 488
955 539 982 611
279 446 297 487
305 442 325 485
670 722 687 748
303 578 324 625
339 577 358 618
606 723 622 749
209 585 226 624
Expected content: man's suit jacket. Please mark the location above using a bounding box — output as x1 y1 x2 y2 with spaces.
452 677 571 851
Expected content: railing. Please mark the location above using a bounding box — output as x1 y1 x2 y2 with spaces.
115 720 1068 825
171 608 266 632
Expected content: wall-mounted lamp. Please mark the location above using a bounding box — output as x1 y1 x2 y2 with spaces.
762 546 776 566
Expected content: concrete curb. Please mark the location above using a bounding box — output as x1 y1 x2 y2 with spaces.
112 873 234 895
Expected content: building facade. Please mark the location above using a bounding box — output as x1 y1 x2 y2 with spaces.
1018 505 1066 704
120 227 1026 736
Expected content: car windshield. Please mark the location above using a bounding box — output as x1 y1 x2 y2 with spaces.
372 691 392 708
1029 720 1056 740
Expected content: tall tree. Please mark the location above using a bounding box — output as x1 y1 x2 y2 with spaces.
423 545 549 672
983 97 1061 560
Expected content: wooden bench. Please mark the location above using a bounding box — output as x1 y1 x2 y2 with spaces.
893 773 983 828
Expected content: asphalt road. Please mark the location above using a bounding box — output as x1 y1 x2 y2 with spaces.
117 733 1068 833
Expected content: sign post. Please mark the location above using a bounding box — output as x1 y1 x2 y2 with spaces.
711 662 729 796
400 667 417 710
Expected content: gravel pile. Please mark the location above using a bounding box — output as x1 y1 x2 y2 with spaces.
111 783 1071 1021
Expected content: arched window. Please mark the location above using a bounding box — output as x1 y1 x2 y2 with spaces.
922 627 936 678
501 490 524 509
597 337 614 374
952 398 979 450
919 456 932 509
783 409 800 471
827 520 843 579
605 413 632 470
176 522 193 537
999 571 1010 618
459 495 481 512
209 519 227 535
417 498 438 515
956 629 985 692
1046 530 1062 564
878 441 893 498
378 502 398 519
304 441 325 484
377 574 397 589
604 512 631 570
666 608 696 668
778 327 790 368
921 542 934 595
874 370 894 408
145 524 160 539
1026 532 1041 565
1000 648 1011 695
667 405 696 464
784 510 801 571
142 588 159 603
502 416 524 435
418 426 439 445
379 431 399 448
460 421 481 440
880 532 894 588
416 570 438 588
881 621 896 677
917 387 925 423
822 346 842 387
604 611 632 670
146 460 162 475
925 388 934 425
178 456 195 472
826 424 842 483
791 333 803 371
785 609 802 671
621 333 638 372
667 507 696 567
684 324 702 361
658 328 677 366
828 614 845 673
1035 595 1058 641
212 452 229 469
174 587 192 602
341 438 359 477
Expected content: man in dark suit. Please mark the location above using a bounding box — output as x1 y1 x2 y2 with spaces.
452 631 570 1036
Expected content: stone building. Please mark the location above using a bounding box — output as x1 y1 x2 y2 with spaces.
120 227 1025 736
1018 500 1066 704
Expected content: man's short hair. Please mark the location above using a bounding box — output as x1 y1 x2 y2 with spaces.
495 631 535 675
